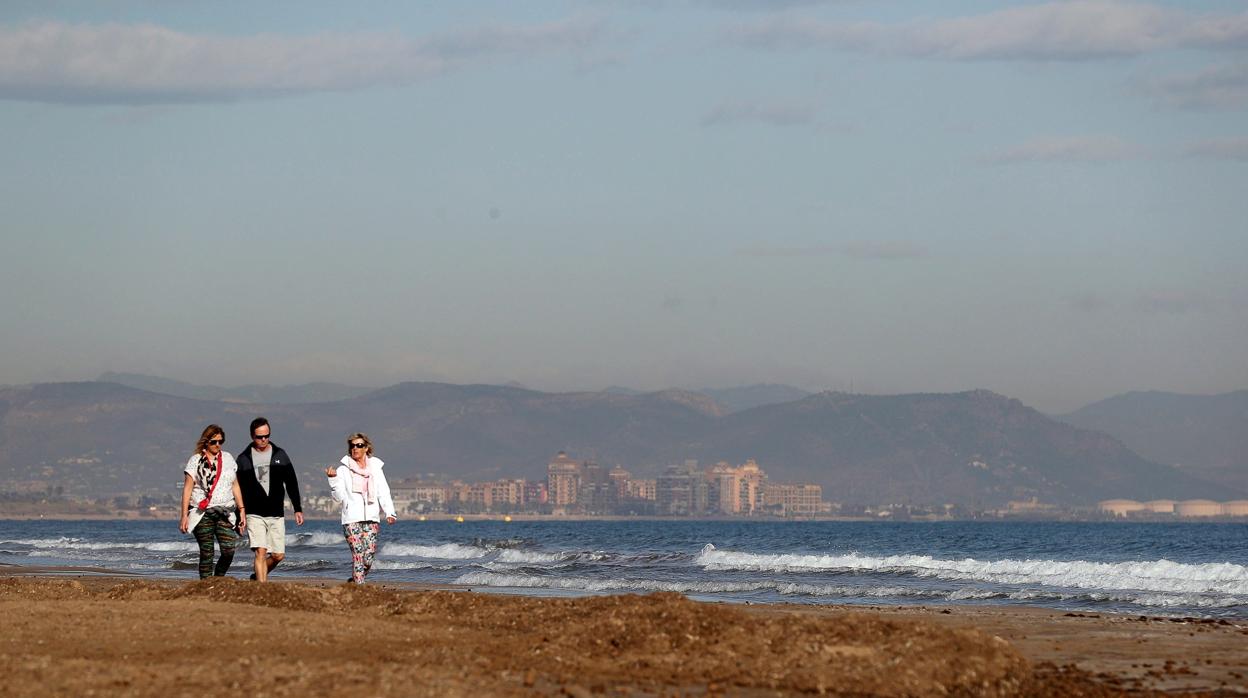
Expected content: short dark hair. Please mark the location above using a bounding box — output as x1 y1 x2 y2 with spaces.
250 417 270 437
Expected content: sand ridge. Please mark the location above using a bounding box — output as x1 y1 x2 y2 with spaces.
0 577 1240 696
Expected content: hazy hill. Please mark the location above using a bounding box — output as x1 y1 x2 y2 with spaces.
602 383 811 413
697 384 812 413
0 382 1230 506
692 390 1225 506
1058 390 1248 491
97 372 373 404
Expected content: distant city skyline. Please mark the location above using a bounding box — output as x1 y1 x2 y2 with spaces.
2 1 1245 413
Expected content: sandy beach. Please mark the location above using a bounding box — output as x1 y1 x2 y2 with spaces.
1 567 1245 696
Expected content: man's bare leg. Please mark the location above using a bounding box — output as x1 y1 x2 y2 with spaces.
268 552 284 574
254 547 269 582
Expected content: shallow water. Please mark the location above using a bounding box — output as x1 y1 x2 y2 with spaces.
2 518 1245 618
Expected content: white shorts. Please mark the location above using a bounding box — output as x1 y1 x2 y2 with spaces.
246 515 286 554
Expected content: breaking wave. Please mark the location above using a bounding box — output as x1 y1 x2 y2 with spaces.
381 542 489 559
695 544 1248 596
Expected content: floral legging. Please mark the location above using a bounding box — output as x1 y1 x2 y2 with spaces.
343 521 380 583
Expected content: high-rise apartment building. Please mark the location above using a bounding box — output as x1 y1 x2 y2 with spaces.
547 451 582 512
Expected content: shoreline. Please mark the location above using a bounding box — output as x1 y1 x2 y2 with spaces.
6 512 1246 523
3 565 1247 694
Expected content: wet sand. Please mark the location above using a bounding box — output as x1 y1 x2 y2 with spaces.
1 569 1245 696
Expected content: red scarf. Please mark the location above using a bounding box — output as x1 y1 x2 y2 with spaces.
196 452 222 510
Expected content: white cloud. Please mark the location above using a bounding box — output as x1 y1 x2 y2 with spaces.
1133 289 1220 314
1146 62 1248 110
840 241 928 260
700 99 817 127
1183 137 1248 161
728 1 1248 61
737 241 927 259
982 135 1145 164
0 18 606 104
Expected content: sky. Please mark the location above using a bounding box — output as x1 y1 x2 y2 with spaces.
0 0 1245 413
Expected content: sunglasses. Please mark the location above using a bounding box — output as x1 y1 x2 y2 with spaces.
208 438 224 445
350 442 366 449
253 434 271 441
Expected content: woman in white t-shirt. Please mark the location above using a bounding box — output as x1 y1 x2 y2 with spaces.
178 424 246 578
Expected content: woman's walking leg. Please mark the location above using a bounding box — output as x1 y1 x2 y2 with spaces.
192 516 217 579
344 523 367 583
360 522 380 580
212 515 239 577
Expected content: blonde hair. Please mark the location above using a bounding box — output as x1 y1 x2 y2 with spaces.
346 432 374 458
193 424 225 456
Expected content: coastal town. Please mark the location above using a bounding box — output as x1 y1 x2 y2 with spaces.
5 449 1248 522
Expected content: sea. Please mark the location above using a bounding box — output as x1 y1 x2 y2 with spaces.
2 518 1246 618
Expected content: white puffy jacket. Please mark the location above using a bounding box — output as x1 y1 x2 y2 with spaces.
328 455 397 525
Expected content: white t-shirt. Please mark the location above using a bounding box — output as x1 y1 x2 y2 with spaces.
183 452 239 509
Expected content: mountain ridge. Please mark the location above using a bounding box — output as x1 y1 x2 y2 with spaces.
0 380 1234 506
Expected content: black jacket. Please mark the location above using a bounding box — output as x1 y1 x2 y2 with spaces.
236 443 302 518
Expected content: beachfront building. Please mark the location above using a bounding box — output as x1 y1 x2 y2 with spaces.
736 459 766 515
1097 499 1146 517
626 479 656 501
707 461 743 515
579 461 617 515
390 480 452 514
1143 499 1176 514
547 451 582 514
609 466 631 500
1176 499 1223 517
763 483 827 516
1223 501 1248 516
456 478 529 513
657 460 705 515
524 480 548 509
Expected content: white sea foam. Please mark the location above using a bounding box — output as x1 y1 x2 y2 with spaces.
372 560 457 571
381 542 488 559
694 544 1248 595
290 532 344 547
493 549 568 564
455 571 774 594
4 537 196 554
454 571 1248 609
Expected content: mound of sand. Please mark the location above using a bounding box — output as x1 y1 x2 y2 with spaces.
0 577 1206 696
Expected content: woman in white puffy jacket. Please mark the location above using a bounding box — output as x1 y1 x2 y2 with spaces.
325 432 396 584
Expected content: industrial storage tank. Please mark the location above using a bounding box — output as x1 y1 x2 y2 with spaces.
1176 499 1223 517
1143 500 1176 514
1220 500 1248 517
1098 499 1145 517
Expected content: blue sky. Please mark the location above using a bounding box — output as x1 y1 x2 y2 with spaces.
1 1 1245 411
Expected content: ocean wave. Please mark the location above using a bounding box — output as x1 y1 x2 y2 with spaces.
494 549 566 564
288 532 344 547
453 571 1248 610
372 560 458 571
277 559 339 572
694 544 1248 595
472 537 533 549
380 542 488 559
1 537 195 553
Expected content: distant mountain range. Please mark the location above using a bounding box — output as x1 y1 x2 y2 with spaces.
97 372 375 404
0 381 1233 506
1057 390 1248 492
103 373 812 413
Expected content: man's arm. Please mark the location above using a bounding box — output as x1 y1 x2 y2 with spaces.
284 452 304 525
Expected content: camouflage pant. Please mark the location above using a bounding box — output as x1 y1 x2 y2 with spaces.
192 508 240 578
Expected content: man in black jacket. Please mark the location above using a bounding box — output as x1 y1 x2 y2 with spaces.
236 417 304 582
